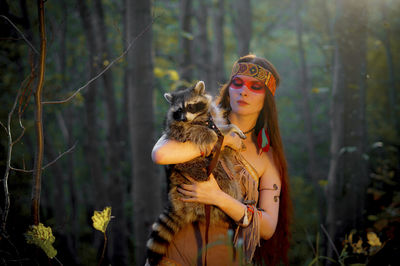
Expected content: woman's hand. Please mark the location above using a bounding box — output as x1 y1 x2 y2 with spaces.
177 173 224 206
222 132 246 151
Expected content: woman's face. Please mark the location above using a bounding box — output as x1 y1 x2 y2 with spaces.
229 75 266 116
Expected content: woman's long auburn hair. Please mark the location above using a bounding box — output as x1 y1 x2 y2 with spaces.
217 55 292 265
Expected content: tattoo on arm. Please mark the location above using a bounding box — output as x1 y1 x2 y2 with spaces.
259 184 280 202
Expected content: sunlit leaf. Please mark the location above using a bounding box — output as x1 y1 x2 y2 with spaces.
167 70 179 81
25 223 57 259
367 232 382 247
352 239 365 254
92 206 112 233
154 67 164 78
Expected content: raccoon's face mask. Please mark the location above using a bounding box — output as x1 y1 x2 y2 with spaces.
164 81 210 122
170 101 208 122
172 106 187 122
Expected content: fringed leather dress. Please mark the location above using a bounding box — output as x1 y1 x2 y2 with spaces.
159 148 261 266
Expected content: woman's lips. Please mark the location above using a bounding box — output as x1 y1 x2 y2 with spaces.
237 100 249 106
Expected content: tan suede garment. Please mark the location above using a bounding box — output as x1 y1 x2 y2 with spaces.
160 148 260 266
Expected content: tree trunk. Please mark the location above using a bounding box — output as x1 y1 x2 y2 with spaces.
92 0 128 264
231 0 252 56
195 0 211 90
127 0 160 264
51 1 79 261
76 0 107 206
325 0 368 260
57 110 80 264
179 0 193 83
293 1 329 252
293 0 317 184
75 7 108 263
380 1 398 133
210 0 226 93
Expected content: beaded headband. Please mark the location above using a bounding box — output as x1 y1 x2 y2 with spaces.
230 62 277 96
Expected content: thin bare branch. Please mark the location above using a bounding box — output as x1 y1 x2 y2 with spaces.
12 56 36 146
303 227 316 256
10 142 77 173
41 142 77 170
0 15 39 54
1 79 23 234
12 128 26 146
42 15 159 105
9 167 32 173
54 256 63 266
320 224 340 258
0 121 7 133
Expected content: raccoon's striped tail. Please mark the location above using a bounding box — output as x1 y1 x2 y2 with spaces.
146 210 184 265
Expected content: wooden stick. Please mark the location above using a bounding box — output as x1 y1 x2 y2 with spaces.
32 0 47 225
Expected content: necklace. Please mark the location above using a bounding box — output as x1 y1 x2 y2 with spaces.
243 126 256 135
227 117 256 135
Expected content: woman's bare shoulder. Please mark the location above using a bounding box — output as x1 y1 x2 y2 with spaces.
259 147 281 188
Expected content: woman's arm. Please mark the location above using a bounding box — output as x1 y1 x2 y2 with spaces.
178 148 281 240
152 134 205 165
257 149 281 240
152 132 244 165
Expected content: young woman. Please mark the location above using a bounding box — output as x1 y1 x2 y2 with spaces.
152 54 292 265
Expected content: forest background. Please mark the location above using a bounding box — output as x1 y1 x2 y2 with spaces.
0 0 399 265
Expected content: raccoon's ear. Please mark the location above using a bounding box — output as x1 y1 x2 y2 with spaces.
193 81 205 95
164 93 173 103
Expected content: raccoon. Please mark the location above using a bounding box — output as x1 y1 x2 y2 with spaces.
146 81 246 265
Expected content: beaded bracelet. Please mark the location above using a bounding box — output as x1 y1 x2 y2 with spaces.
237 205 262 227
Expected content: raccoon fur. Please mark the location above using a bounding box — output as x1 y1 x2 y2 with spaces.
146 81 246 265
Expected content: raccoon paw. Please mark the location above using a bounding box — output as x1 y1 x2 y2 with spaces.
230 124 246 139
219 124 246 139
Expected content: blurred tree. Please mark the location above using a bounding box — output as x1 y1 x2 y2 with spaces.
194 0 211 90
76 0 106 209
293 0 317 191
376 0 398 133
231 0 252 56
92 0 128 263
179 0 194 83
126 0 160 264
325 0 368 261
210 0 226 93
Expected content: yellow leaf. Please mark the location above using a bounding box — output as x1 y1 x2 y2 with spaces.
25 223 57 259
154 67 164 78
167 70 179 81
92 206 112 233
103 60 110 66
318 179 328 187
312 88 320 93
352 239 365 254
349 231 354 244
367 232 382 247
